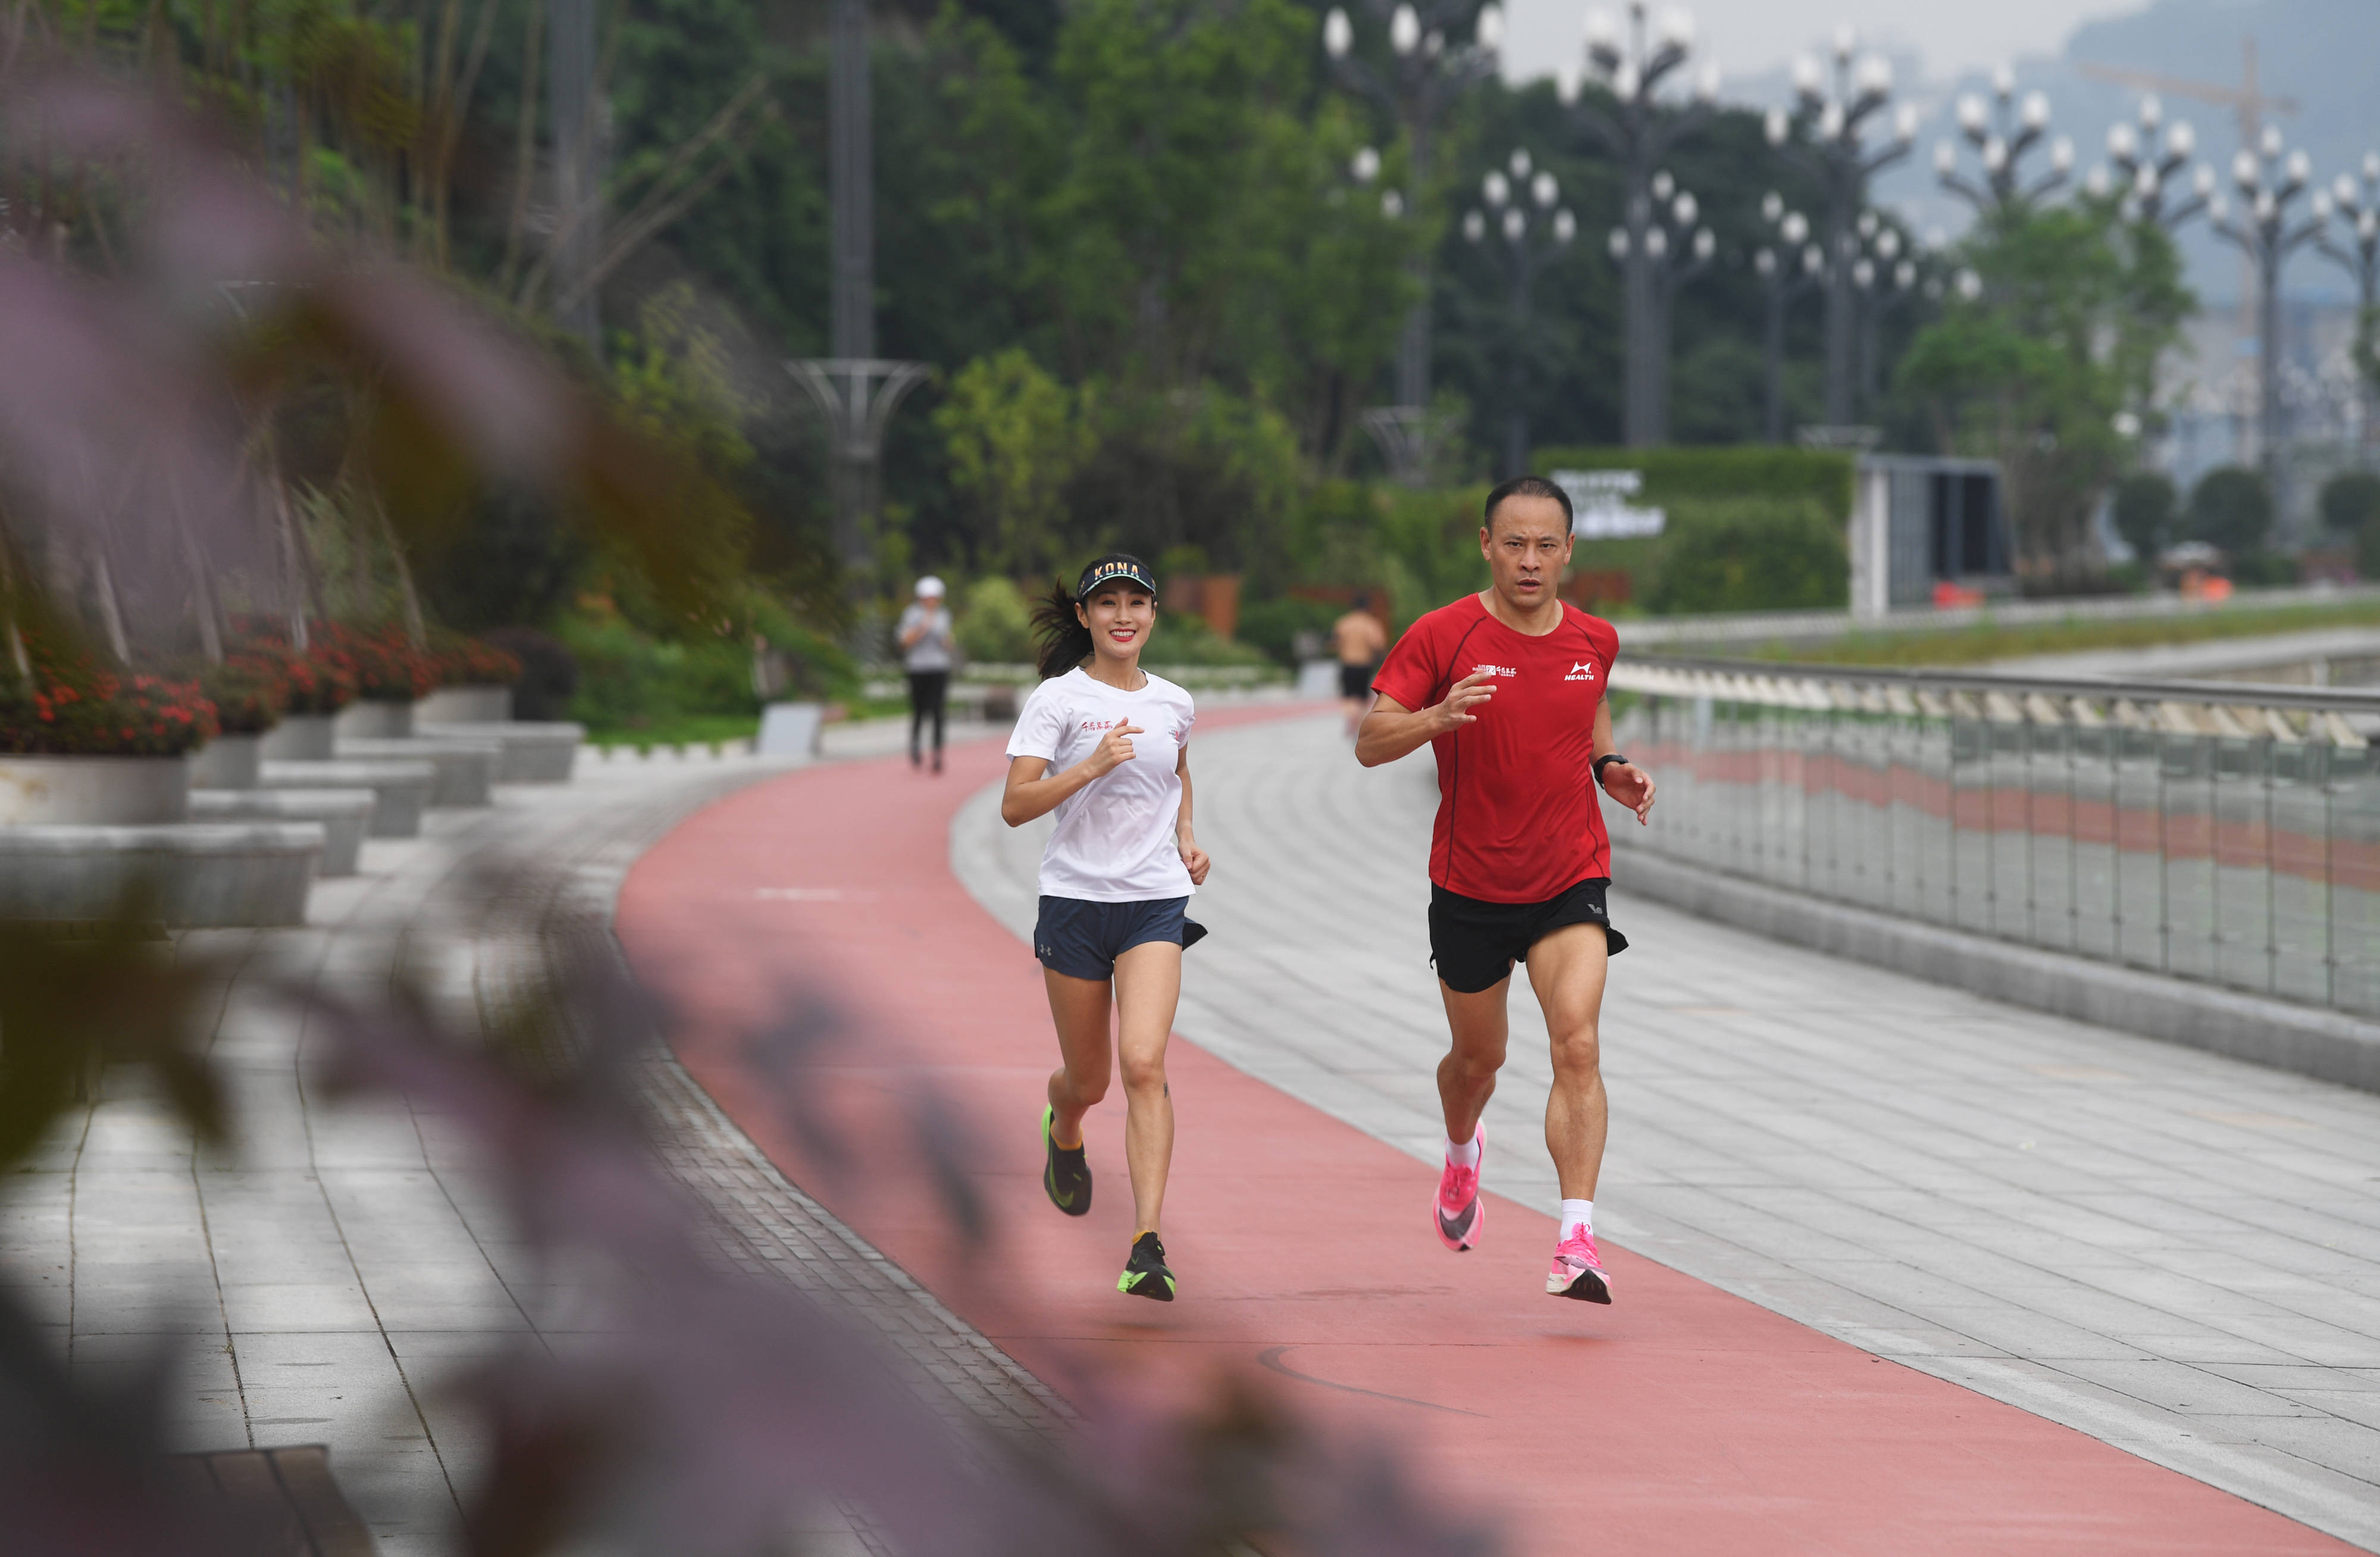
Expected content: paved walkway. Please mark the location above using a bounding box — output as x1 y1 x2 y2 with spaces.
5 734 1059 1556
618 711 2372 1555
957 713 2380 1549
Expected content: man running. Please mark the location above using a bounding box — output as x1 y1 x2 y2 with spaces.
1355 475 1655 1303
1328 592 1388 737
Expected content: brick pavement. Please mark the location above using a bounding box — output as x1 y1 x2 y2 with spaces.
951 710 2380 1551
4 729 1060 1557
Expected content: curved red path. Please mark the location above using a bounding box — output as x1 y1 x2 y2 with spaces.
616 719 2351 1556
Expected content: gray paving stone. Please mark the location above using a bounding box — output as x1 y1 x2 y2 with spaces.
951 711 2380 1552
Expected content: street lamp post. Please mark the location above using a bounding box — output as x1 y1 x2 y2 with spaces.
1323 0 1504 482
2313 151 2380 450
1853 217 1922 418
2088 95 2216 230
1932 66 2074 215
1557 2 1718 448
2209 127 2325 482
1765 27 1916 432
791 0 928 581
1605 170 1714 445
1753 193 1824 443
1464 149 1578 476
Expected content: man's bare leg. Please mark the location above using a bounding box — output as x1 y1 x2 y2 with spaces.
1522 923 1611 1199
1436 972 1512 1144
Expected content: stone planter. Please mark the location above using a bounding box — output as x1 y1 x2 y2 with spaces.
191 789 375 876
261 714 336 761
189 733 264 790
336 699 415 739
0 755 190 825
416 684 513 723
418 721 583 783
0 822 322 926
757 701 825 758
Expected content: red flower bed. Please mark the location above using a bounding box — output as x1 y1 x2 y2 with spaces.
228 636 361 717
1 630 218 757
322 621 439 704
434 635 524 687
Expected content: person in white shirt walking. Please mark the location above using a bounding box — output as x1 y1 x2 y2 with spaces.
1000 554 1210 1301
898 576 957 772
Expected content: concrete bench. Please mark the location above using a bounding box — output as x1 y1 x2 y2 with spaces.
259 760 434 838
334 737 500 808
0 822 323 926
416 720 583 783
191 788 376 876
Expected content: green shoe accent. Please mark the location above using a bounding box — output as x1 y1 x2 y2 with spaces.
1042 1106 1091 1217
1117 1231 1175 1301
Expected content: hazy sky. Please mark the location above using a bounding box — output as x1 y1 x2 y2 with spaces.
1500 0 2152 85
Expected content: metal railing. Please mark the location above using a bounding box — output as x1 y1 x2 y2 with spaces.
1607 656 2380 1020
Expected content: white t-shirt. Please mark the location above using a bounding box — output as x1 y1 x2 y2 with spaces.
1006 667 1198 903
897 603 955 671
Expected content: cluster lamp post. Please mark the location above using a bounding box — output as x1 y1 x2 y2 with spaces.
1765 27 1916 432
1557 2 1718 448
2088 95 2216 229
2208 126 2325 480
1323 0 1504 481
1932 66 2074 215
2313 151 2380 447
1604 170 1714 446
1464 151 1578 476
1852 215 1921 418
791 0 928 579
1753 193 1824 444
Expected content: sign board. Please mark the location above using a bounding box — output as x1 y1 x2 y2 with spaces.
1552 468 1665 540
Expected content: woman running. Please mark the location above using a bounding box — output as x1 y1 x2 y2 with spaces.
1000 554 1210 1302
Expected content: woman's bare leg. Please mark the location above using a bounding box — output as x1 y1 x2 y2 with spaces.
1044 969 1112 1148
1110 940 1183 1235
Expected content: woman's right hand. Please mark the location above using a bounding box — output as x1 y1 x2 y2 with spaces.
1083 723 1143 777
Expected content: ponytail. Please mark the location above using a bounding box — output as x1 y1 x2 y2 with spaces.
1030 580 1094 680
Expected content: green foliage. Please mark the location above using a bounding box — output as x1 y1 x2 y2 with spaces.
2319 469 2380 536
2185 466 2274 556
1897 207 2191 581
2112 473 2178 562
1235 595 1345 666
934 349 1089 576
1142 612 1271 668
955 577 1036 664
2360 513 2380 581
558 608 760 735
1532 446 1856 517
1646 498 1847 615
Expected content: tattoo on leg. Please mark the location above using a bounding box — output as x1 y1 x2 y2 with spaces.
1162 1082 1170 1098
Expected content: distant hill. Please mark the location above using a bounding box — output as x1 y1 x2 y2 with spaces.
1867 0 2380 307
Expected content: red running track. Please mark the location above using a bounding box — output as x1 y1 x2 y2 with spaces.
616 717 2352 1556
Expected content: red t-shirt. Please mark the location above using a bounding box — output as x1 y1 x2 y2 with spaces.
1371 593 1620 903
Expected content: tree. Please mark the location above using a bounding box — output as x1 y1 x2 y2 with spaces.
2112 472 2178 564
1897 207 2191 584
2185 466 2273 558
2319 469 2380 537
933 349 1090 576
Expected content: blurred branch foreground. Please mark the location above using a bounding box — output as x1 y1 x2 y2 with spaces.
0 57 1490 1557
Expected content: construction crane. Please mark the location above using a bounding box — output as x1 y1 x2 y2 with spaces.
2077 36 2298 155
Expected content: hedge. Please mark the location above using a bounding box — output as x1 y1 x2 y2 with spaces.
1531 445 1856 520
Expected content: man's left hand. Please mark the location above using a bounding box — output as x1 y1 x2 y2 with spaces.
1601 763 1656 826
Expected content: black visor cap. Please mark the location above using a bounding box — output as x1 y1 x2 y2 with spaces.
1075 558 1158 601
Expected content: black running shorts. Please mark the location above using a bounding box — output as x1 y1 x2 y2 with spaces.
1427 878 1627 995
1339 662 1376 699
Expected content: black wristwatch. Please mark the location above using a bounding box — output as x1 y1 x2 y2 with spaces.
1593 754 1630 781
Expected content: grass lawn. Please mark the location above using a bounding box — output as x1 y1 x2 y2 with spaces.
1737 596 2380 668
583 712 762 753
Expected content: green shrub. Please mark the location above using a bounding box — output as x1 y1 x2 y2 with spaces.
1144 611 1271 668
1236 595 1344 666
2185 466 2273 556
2320 470 2380 536
955 577 1035 664
558 611 758 733
2360 515 2380 581
2112 473 2178 562
1532 445 1856 518
1648 498 1847 614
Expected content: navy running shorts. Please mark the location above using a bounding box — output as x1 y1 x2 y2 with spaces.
1427 877 1627 995
1035 895 1207 981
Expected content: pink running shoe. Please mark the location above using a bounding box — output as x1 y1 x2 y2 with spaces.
1433 1133 1485 1252
1546 1227 1612 1303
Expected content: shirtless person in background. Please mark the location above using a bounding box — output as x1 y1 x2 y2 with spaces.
1329 592 1389 737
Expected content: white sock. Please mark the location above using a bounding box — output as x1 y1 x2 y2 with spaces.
1444 1129 1482 1168
1560 1199 1595 1240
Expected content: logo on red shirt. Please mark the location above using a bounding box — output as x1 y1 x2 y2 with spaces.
1564 661 1598 681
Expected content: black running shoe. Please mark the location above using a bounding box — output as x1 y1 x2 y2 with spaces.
1042 1106 1091 1217
1117 1231 1175 1301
